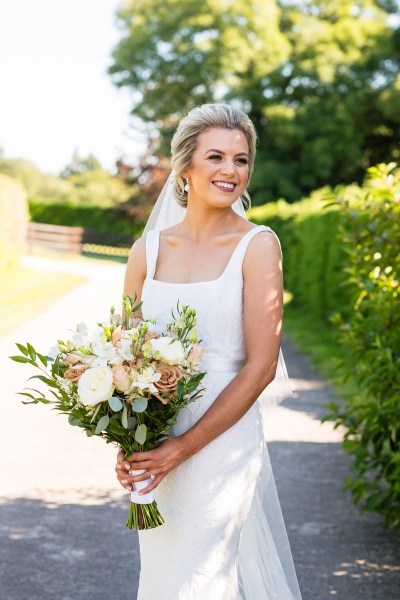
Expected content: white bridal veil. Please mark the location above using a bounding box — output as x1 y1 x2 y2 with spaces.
141 173 302 600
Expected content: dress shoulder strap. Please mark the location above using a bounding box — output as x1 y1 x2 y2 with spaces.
145 230 160 279
223 225 281 278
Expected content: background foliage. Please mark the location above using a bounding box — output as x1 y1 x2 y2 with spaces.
109 0 400 203
326 163 400 532
0 174 28 271
249 163 400 532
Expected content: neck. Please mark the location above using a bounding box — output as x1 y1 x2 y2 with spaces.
176 196 241 240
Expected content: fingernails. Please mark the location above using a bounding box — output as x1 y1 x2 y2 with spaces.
124 463 130 470
125 485 132 491
116 463 121 469
121 479 128 484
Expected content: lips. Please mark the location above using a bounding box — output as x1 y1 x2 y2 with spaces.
212 181 237 192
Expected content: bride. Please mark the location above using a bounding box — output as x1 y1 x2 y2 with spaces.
115 103 302 599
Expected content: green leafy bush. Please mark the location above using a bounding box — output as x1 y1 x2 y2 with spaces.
324 163 400 532
0 174 28 271
29 199 143 239
248 188 350 318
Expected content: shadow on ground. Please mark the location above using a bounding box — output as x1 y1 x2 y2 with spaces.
0 496 139 600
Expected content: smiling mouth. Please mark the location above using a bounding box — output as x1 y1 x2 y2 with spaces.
212 181 237 192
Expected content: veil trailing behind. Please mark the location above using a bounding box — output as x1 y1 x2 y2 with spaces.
141 173 302 600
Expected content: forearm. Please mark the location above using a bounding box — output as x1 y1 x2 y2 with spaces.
180 360 276 457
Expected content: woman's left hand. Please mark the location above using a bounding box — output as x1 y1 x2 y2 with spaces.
116 437 190 495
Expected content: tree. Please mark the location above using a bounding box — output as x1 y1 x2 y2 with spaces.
59 150 103 179
109 0 400 202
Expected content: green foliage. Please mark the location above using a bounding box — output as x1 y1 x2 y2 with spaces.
0 174 28 271
59 150 103 179
248 188 350 319
0 156 132 209
109 0 400 202
250 163 400 530
324 163 400 532
28 199 143 238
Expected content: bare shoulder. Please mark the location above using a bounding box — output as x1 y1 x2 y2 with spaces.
243 227 282 277
126 234 147 279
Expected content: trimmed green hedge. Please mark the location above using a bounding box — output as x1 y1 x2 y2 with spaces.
0 174 28 271
325 163 400 533
29 198 143 239
250 165 400 533
248 188 352 319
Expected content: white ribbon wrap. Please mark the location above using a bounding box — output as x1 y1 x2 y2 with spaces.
130 469 155 505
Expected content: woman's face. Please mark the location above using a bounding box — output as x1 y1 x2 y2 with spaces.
182 127 250 209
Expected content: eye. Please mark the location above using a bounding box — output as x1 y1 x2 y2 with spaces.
235 158 248 165
208 154 222 160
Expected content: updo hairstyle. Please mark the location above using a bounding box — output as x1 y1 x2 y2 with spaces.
171 103 257 210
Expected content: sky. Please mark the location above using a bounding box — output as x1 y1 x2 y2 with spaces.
0 0 146 175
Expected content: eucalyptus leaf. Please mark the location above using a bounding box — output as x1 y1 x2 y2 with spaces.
122 406 128 429
127 416 137 430
109 396 123 412
95 415 110 434
90 403 101 424
131 397 148 413
135 423 147 445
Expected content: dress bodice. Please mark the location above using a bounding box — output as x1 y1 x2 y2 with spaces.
141 225 274 369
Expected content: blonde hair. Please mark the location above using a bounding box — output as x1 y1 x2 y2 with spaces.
171 103 257 210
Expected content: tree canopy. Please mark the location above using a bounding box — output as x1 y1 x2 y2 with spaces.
109 0 400 203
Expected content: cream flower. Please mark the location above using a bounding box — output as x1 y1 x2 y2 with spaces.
77 366 114 406
149 336 185 365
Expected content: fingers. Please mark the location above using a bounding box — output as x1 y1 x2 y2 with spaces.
138 474 163 495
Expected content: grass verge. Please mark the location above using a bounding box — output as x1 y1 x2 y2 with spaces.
0 267 85 336
283 301 359 405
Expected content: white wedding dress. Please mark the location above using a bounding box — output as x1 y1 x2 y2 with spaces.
138 225 302 600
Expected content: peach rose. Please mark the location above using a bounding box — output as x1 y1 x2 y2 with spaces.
64 364 88 383
144 330 161 342
154 362 183 404
187 343 206 365
64 351 84 366
112 326 124 347
112 364 131 392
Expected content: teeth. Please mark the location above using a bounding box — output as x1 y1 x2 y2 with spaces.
213 182 235 189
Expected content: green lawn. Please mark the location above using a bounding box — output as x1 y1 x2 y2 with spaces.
0 266 85 336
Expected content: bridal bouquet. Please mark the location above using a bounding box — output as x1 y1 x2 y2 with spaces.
10 294 206 530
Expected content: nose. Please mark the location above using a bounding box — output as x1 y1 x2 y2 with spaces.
220 160 236 176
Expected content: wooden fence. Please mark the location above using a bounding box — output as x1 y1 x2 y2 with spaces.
27 222 84 254
27 222 133 258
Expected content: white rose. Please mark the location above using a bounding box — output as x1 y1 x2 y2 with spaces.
149 337 185 365
77 366 114 406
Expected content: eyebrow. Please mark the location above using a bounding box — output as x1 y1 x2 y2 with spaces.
204 148 249 157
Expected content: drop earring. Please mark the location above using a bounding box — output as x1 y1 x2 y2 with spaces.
184 179 189 192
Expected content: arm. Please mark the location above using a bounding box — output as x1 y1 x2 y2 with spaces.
118 231 283 492
122 235 147 318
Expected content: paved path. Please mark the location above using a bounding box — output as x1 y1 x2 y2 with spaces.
0 256 399 599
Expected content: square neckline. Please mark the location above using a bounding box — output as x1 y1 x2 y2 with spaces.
147 225 265 286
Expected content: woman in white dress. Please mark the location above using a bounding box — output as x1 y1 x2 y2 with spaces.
116 103 302 600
